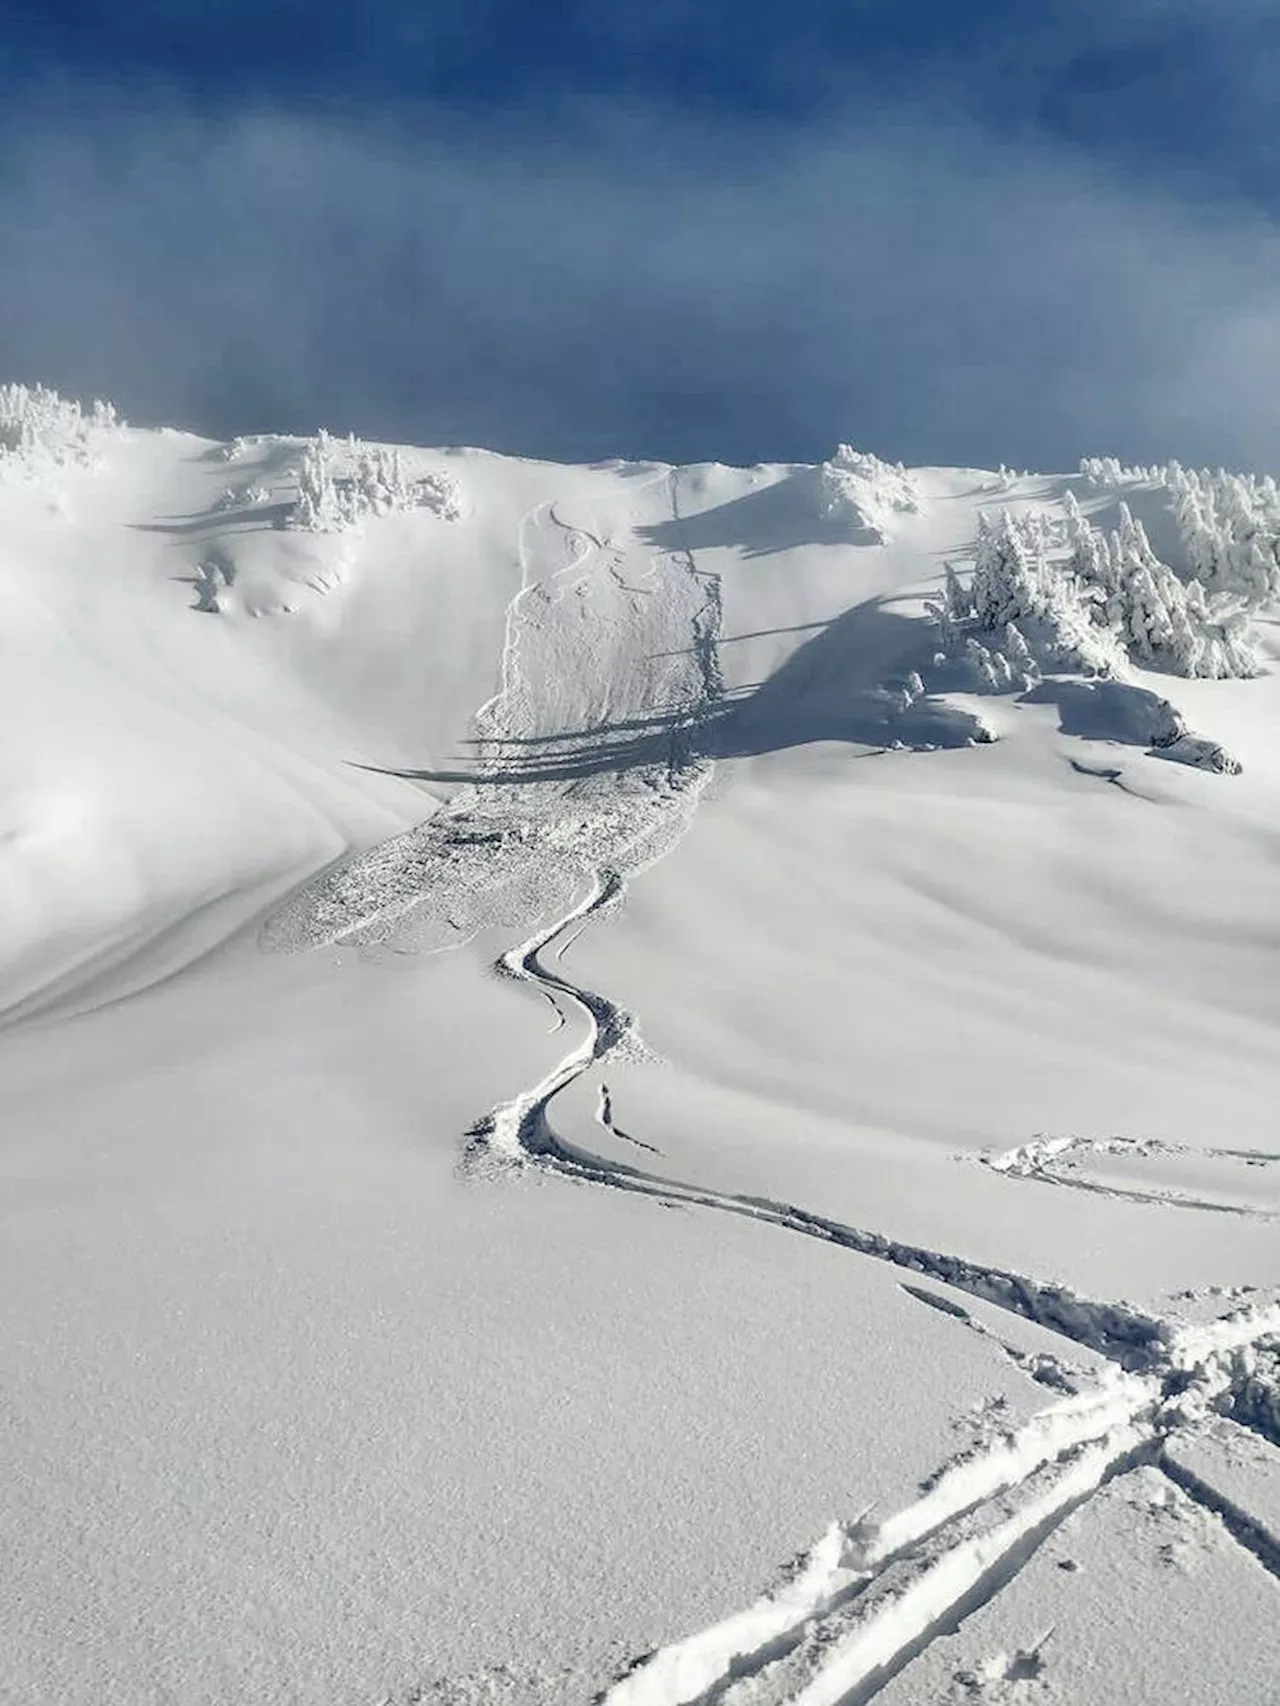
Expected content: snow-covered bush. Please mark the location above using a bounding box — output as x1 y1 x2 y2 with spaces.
818 444 918 541
213 481 271 511
1078 456 1162 488
980 464 1027 493
290 431 462 532
0 382 121 471
193 556 235 614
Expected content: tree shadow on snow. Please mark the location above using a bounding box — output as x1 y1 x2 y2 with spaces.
357 597 990 791
710 599 988 757
130 500 294 537
1022 679 1179 747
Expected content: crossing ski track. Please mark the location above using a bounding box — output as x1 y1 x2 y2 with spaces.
466 873 1280 1705
463 872 1280 1704
442 477 1280 1704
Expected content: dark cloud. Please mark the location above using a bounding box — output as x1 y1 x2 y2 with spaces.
0 90 1277 472
6 4 1280 209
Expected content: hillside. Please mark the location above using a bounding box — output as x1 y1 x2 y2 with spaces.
2 387 1277 1706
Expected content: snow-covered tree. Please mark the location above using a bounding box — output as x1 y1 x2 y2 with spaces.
1100 503 1260 678
1166 463 1280 608
0 382 120 470
294 431 348 530
291 431 462 532
933 491 1258 684
819 444 919 540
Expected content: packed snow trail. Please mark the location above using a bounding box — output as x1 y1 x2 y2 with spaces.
466 889 1177 1356
461 872 1280 1390
466 906 1280 1706
589 1379 1158 1706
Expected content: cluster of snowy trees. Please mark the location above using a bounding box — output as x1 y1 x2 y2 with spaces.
213 480 271 511
0 383 120 469
935 498 1260 684
1065 493 1258 678
818 443 919 541
1166 463 1280 607
1079 456 1280 609
1078 456 1164 487
290 431 462 531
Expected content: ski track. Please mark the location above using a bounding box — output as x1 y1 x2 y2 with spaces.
324 469 1279 1703
978 1133 1279 1221
1160 1453 1280 1581
464 895 1280 1705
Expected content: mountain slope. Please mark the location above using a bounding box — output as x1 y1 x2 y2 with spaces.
1 395 1277 1706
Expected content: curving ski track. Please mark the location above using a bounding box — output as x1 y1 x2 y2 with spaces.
465 872 1280 1703
448 473 1280 1703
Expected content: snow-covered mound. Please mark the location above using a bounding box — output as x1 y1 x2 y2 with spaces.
2 387 1278 1706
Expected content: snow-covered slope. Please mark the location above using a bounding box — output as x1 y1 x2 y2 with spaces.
2 391 1277 1706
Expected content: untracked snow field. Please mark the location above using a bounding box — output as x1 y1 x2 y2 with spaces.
1 400 1278 1705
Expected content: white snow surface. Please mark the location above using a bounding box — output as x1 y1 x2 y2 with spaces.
2 415 1278 1705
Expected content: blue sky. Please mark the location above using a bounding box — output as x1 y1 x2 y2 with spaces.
2 3 1278 469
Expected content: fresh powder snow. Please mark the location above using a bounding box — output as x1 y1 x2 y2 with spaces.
2 385 1277 1706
